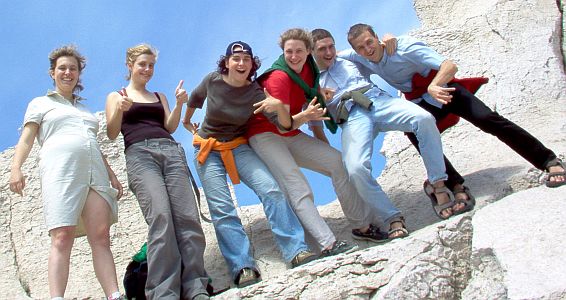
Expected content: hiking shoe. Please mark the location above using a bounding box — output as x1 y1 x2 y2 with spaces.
291 250 317 268
235 268 261 288
320 240 358 258
352 224 388 243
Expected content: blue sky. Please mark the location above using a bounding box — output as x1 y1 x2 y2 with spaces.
0 1 419 206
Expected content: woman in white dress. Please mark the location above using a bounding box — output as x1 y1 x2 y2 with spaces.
9 45 123 300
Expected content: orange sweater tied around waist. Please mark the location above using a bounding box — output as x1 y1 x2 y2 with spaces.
193 134 248 184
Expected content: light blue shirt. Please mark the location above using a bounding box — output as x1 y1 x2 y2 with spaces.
339 35 446 107
319 57 391 118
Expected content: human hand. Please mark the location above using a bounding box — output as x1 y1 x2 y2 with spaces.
427 85 455 105
9 168 25 196
303 97 330 121
253 89 284 114
118 87 134 111
381 33 397 56
175 80 188 105
182 118 200 134
321 88 335 102
110 174 123 200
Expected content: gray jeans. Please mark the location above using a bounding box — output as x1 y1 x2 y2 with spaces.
250 132 381 251
126 138 208 299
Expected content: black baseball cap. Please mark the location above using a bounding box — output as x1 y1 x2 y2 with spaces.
225 41 253 57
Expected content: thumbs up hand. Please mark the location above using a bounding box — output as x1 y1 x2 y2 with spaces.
175 80 188 105
118 87 133 111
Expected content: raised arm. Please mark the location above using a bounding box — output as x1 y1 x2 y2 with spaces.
291 97 329 130
105 88 132 140
427 60 458 104
253 92 329 133
9 123 39 196
163 80 187 133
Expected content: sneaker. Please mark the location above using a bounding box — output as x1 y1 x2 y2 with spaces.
320 240 358 258
291 250 317 268
351 224 388 243
235 268 261 288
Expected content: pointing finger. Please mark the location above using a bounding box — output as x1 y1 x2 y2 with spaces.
176 80 184 92
121 87 128 97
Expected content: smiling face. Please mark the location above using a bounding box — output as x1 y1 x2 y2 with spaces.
283 39 310 73
225 49 253 85
349 30 383 63
128 54 156 83
50 56 80 98
313 37 336 70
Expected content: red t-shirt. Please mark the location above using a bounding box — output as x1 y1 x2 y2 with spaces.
246 67 314 138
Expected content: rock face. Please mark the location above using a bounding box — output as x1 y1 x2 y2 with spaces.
1 0 565 299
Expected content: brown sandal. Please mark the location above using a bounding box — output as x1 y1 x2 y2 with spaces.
423 180 456 220
388 216 409 240
452 185 476 215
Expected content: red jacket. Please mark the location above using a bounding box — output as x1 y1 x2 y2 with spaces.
403 70 488 132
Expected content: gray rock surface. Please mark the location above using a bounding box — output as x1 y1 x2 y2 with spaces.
0 0 565 299
464 186 566 300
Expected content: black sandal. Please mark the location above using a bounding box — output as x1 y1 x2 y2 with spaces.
545 158 566 188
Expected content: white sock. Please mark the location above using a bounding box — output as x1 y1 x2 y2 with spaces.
51 297 64 300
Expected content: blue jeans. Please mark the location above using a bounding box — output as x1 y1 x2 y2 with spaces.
194 144 308 280
341 96 447 225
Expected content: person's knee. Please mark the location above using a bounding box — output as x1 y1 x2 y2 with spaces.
50 227 75 250
410 111 438 136
414 110 436 127
344 158 369 180
87 225 111 248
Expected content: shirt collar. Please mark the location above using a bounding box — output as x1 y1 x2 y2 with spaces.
46 90 85 103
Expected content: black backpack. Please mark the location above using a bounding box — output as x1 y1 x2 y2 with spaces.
123 248 221 299
123 259 148 300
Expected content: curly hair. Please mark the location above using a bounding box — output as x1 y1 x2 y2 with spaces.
216 54 262 82
48 45 86 93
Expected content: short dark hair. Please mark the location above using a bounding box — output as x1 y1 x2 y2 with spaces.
216 54 262 81
347 23 377 45
311 28 334 45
